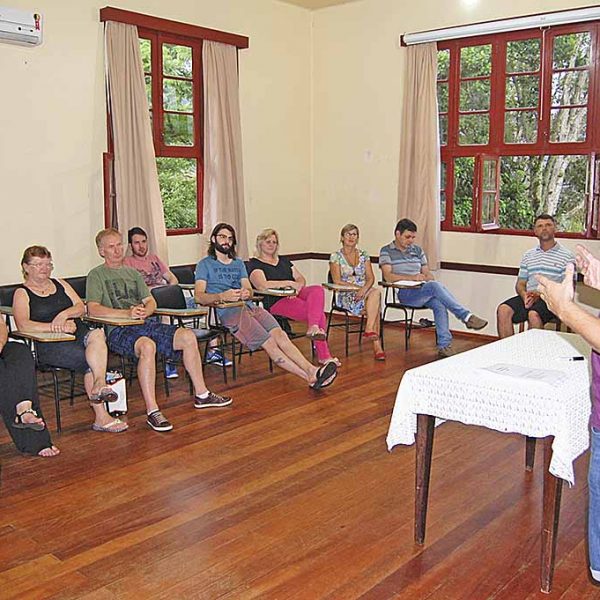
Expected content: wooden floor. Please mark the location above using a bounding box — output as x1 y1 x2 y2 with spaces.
0 325 598 599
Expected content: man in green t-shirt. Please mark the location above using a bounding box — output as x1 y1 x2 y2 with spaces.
86 228 233 432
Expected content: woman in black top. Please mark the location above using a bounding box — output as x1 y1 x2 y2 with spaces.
13 246 128 433
0 317 59 456
248 229 339 366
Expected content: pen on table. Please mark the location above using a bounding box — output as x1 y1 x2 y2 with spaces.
558 356 585 361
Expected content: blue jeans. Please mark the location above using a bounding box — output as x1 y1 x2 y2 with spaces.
589 427 600 580
398 281 470 349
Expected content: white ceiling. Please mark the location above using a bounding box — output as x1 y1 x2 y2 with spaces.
277 0 362 9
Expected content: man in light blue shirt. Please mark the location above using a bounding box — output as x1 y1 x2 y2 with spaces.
497 214 575 338
379 219 487 358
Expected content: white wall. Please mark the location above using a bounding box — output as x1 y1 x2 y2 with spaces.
0 0 312 283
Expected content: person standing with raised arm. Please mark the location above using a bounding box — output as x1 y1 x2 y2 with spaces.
536 245 600 585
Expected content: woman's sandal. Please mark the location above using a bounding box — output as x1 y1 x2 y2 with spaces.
319 357 341 367
374 351 386 361
306 328 327 341
363 331 379 341
91 419 128 433
13 408 46 431
310 361 338 390
89 386 118 404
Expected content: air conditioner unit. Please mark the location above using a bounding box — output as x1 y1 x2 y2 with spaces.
0 6 42 46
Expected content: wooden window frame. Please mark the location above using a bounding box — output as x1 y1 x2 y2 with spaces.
439 21 600 238
100 7 249 236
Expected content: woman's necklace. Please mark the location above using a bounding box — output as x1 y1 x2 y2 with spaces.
27 279 53 297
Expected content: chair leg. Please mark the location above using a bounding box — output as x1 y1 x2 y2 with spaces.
345 313 350 357
52 371 62 433
326 309 334 338
162 357 170 397
69 371 75 406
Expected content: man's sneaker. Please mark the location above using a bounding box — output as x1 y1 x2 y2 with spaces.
165 363 179 379
205 348 233 367
194 391 233 409
438 345 455 359
146 410 173 432
465 314 488 330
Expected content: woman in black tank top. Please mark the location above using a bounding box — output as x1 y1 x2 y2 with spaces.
12 246 128 435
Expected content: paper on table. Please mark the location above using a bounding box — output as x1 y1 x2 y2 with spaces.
480 363 568 386
392 280 424 287
265 287 296 294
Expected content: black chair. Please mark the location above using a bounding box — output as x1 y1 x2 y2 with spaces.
379 281 431 351
151 285 228 386
64 276 87 300
325 271 364 357
0 283 20 332
170 265 195 284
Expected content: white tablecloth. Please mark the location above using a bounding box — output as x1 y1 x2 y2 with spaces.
386 330 592 485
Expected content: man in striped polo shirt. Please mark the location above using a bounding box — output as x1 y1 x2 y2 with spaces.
497 214 575 338
379 219 487 358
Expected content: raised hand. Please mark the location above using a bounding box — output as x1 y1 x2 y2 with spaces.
576 244 600 291
536 263 575 317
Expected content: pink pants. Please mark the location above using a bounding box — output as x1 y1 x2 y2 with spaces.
270 285 332 361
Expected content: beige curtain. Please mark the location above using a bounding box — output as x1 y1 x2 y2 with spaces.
397 43 440 269
203 41 248 258
104 21 168 261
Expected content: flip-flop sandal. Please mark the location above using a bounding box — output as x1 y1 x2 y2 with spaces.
319 368 338 389
307 329 327 341
310 361 337 390
89 387 118 404
319 357 341 367
99 387 118 403
13 408 46 431
91 419 128 433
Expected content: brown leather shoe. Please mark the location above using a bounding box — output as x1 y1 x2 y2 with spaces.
437 345 455 359
465 314 488 330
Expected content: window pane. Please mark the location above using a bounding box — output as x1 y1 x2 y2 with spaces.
163 79 193 112
553 32 591 69
504 110 538 144
460 44 491 78
139 39 151 74
163 113 194 146
550 107 587 143
440 191 446 221
162 44 192 78
437 49 449 80
439 115 448 145
460 79 490 111
156 157 197 230
499 155 587 232
483 159 496 190
453 157 474 227
458 114 489 145
145 75 152 109
506 38 540 73
437 82 448 112
482 192 496 225
441 161 447 190
505 75 539 109
551 70 589 106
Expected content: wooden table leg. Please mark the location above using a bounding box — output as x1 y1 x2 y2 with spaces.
541 436 563 594
415 413 435 545
525 436 536 471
